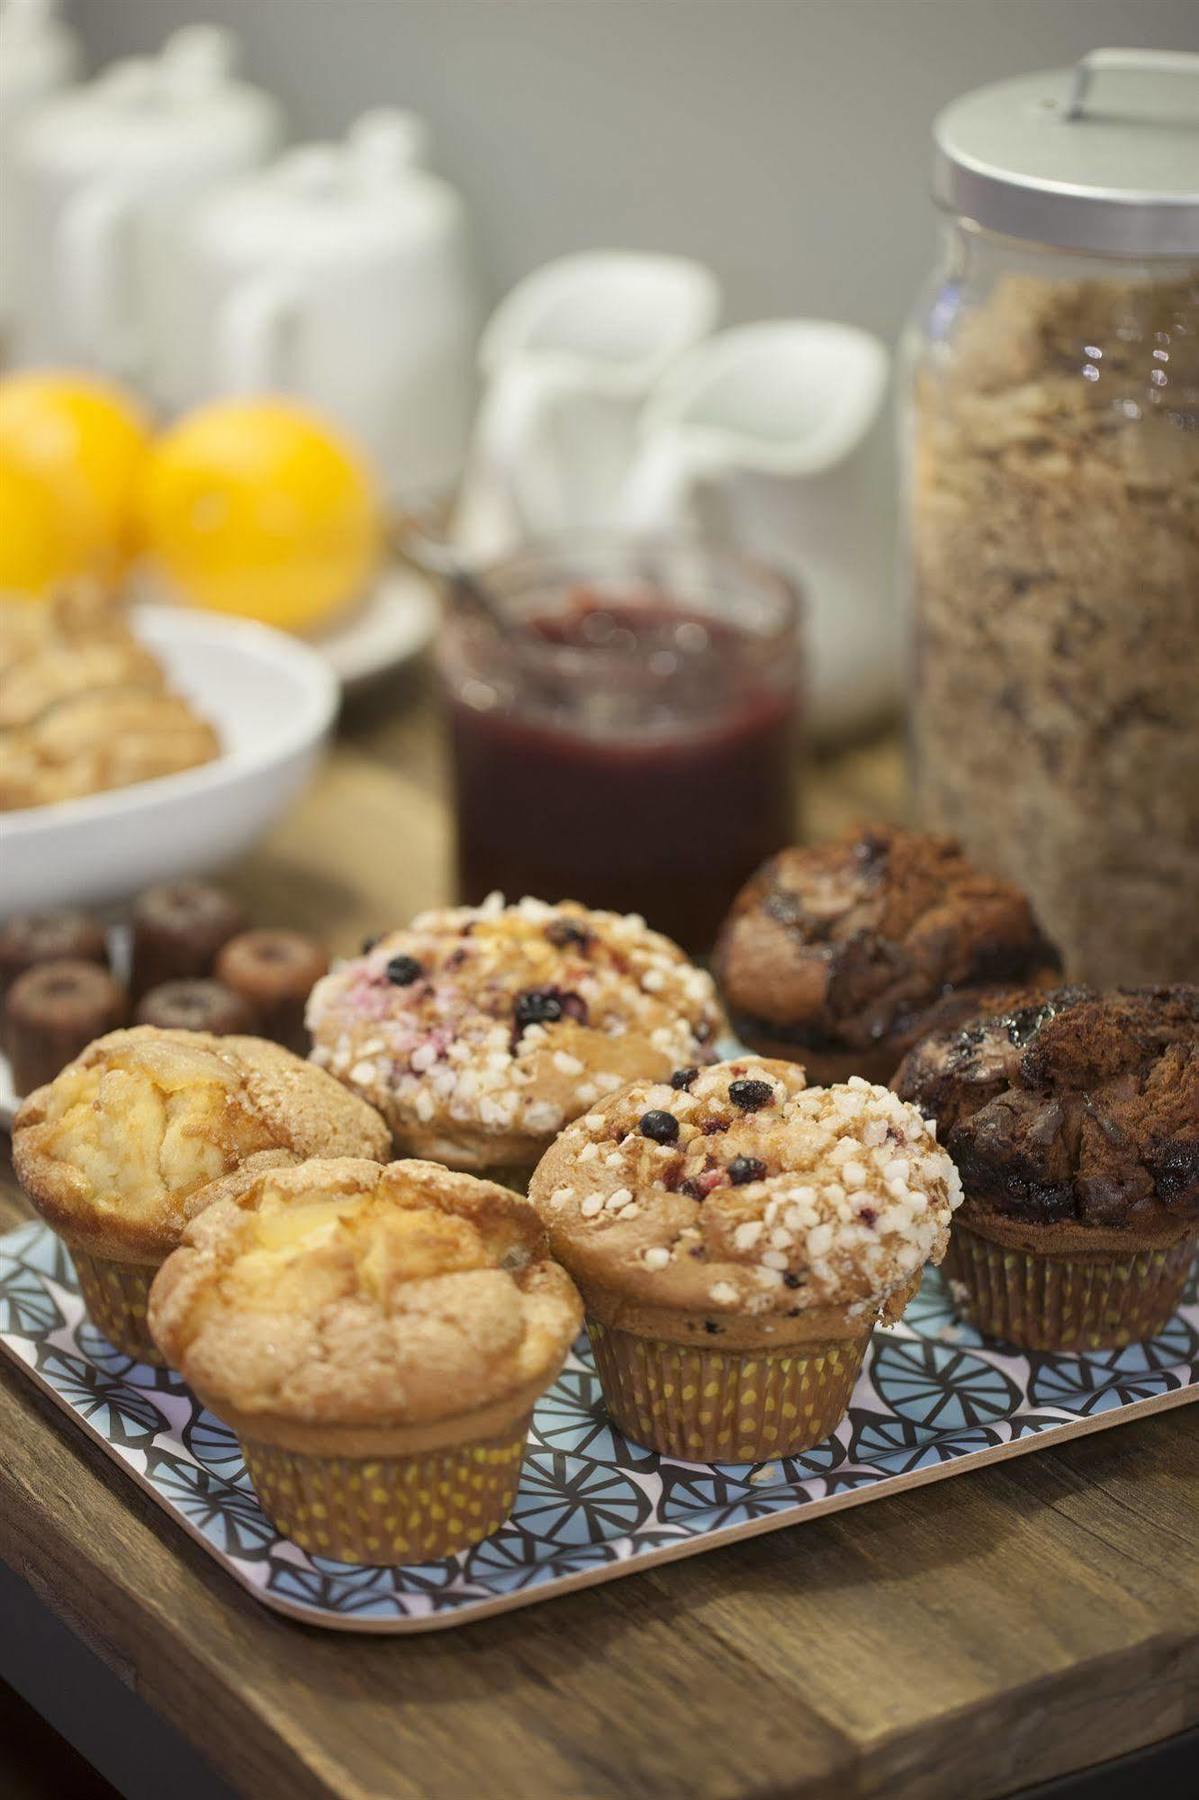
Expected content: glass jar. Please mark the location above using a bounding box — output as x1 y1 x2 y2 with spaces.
437 535 800 953
902 50 1199 985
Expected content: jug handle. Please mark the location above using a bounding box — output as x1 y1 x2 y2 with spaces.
466 359 581 534
212 273 302 393
58 181 139 374
620 428 712 533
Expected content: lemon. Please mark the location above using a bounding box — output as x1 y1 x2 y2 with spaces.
139 398 382 633
0 371 151 584
0 446 91 597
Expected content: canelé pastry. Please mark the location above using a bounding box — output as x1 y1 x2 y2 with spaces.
307 895 725 1187
894 986 1199 1350
13 1028 391 1363
529 1058 962 1460
135 979 256 1036
713 825 1061 1085
5 960 127 1095
0 910 109 997
148 1157 582 1563
130 882 247 997
215 929 330 1054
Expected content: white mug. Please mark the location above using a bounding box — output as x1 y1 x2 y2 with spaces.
0 0 82 335
150 111 479 501
621 320 897 739
454 251 721 556
8 25 283 379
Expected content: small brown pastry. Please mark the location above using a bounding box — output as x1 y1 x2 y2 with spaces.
0 910 109 998
130 883 246 998
894 985 1199 1349
713 825 1061 1085
135 979 256 1037
216 929 329 1055
5 960 127 1095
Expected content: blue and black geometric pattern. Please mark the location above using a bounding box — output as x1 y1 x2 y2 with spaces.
1 1222 1196 1634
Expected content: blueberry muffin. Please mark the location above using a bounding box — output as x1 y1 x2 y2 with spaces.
894 985 1199 1349
148 1157 582 1563
529 1058 961 1460
714 825 1061 1085
307 895 724 1188
13 1028 391 1363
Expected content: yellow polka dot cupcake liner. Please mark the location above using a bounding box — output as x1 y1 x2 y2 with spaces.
944 1222 1198 1351
587 1321 869 1462
70 1249 165 1365
239 1425 531 1565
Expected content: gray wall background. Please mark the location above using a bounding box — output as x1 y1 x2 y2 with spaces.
72 0 1199 349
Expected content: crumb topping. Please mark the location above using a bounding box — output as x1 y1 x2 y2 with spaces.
306 895 724 1160
529 1059 962 1317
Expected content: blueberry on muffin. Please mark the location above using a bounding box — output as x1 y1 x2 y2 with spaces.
894 985 1199 1349
307 895 725 1188
529 1057 961 1460
713 825 1061 1085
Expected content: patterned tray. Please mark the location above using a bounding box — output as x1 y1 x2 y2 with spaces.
2 1218 1197 1634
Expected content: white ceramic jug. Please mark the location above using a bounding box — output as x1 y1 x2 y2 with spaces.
151 110 478 501
0 0 81 336
8 25 282 378
621 321 896 739
454 251 720 555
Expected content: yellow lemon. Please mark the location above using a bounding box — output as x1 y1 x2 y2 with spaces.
139 398 382 633
0 370 152 582
0 444 96 597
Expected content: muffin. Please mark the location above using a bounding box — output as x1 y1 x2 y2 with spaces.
895 985 1199 1350
13 1028 391 1363
135 979 256 1036
5 960 128 1094
148 1157 582 1563
130 882 247 998
215 929 330 1054
0 910 109 998
529 1058 962 1461
307 895 724 1188
713 825 1061 1085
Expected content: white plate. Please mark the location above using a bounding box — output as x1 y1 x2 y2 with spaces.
315 565 439 688
0 606 338 918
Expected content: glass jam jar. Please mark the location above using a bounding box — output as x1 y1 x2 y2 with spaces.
437 536 800 952
902 50 1199 985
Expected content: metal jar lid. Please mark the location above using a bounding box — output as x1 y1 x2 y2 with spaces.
934 48 1199 256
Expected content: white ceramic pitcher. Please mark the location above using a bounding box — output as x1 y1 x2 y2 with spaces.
151 110 478 500
0 0 81 337
8 25 282 378
620 321 896 739
454 251 720 555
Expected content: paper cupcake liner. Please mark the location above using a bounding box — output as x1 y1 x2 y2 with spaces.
71 1249 165 1365
240 1423 531 1564
944 1222 1199 1351
588 1320 868 1462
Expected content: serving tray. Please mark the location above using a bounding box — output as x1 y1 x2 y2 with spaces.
2 1217 1196 1634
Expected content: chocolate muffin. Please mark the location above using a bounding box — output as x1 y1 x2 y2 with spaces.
136 979 256 1037
130 883 246 998
713 825 1061 1085
215 930 329 1055
0 910 109 998
894 985 1199 1349
5 960 128 1095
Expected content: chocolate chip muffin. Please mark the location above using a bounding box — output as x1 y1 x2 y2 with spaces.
894 986 1199 1349
149 1157 582 1563
714 825 1061 1085
13 1028 391 1362
307 895 725 1188
530 1058 961 1460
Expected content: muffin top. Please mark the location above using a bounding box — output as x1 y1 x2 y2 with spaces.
307 894 724 1170
148 1158 582 1427
894 985 1199 1235
713 825 1060 1050
13 1027 391 1260
529 1058 961 1328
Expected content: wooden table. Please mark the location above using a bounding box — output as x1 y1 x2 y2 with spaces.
3 672 1198 1800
